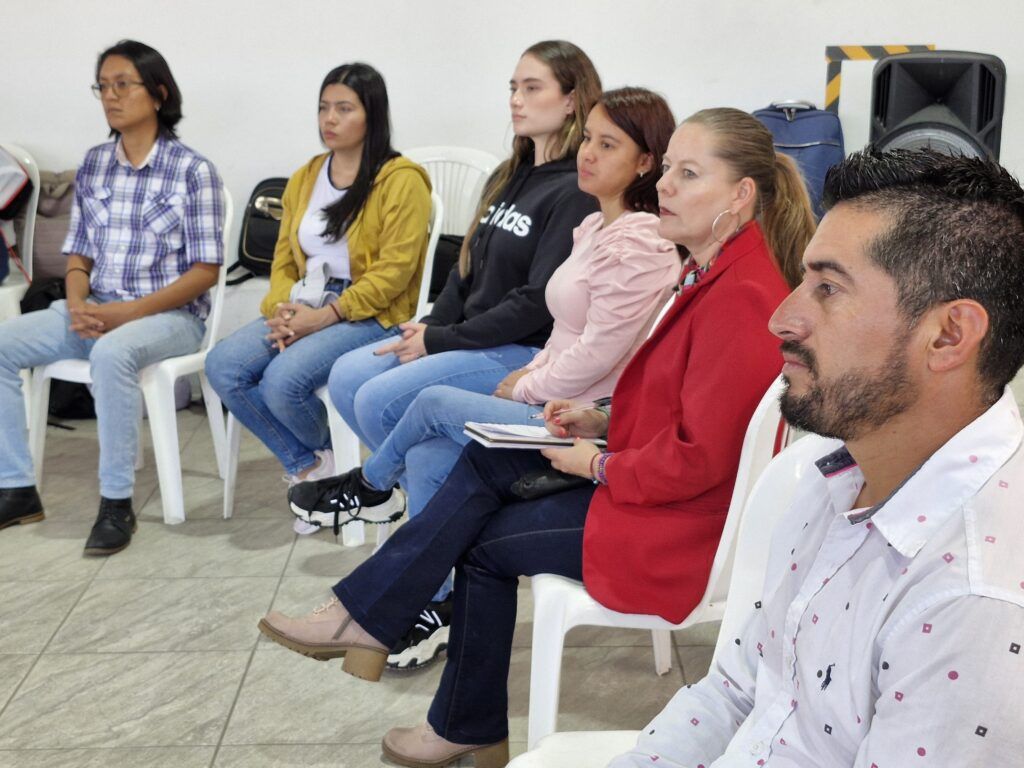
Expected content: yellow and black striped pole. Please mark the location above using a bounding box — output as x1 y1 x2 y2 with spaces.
825 44 936 113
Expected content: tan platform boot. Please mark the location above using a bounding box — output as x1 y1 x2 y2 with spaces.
257 595 388 681
382 722 509 768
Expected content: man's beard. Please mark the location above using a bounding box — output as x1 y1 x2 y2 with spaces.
779 338 918 442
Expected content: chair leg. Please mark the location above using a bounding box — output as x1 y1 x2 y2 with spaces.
141 371 186 525
527 583 571 749
322 392 365 547
651 629 673 676
20 369 31 429
223 412 241 520
373 521 391 553
200 373 228 480
28 368 52 486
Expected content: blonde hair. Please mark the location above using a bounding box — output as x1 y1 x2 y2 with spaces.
459 40 602 276
684 108 816 288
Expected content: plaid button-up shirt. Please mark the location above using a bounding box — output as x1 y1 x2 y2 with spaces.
62 136 224 319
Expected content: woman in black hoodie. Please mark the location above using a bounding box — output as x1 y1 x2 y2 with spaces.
321 39 601 501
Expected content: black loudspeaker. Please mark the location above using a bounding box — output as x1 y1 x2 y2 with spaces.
870 50 1005 160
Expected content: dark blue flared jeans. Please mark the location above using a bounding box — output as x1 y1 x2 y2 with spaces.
334 442 595 744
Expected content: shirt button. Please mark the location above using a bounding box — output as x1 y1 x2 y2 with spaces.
750 741 765 753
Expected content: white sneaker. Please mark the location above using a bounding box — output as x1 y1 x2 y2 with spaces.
283 450 336 488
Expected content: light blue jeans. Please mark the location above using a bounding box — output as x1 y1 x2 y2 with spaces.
363 385 542 517
327 340 539 453
205 316 398 475
0 297 205 498
329 342 539 602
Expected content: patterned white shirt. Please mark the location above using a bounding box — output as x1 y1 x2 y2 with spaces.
611 387 1024 767
62 136 224 319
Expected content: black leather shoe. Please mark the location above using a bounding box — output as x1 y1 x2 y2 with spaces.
84 497 136 556
0 486 45 530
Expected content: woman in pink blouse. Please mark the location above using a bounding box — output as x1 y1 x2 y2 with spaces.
287 87 679 667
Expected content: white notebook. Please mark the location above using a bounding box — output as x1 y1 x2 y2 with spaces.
463 422 607 450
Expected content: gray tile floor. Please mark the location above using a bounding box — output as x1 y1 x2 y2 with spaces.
0 405 718 767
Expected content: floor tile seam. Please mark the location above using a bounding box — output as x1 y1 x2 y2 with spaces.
0 569 96 721
0 744 217 752
33 649 265 656
208 534 296 766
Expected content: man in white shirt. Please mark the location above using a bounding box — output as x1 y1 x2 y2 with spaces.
610 148 1024 767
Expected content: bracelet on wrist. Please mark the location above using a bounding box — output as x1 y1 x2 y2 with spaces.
327 303 343 323
595 451 613 485
589 451 601 484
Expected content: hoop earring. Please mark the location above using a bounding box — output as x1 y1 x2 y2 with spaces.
711 209 741 244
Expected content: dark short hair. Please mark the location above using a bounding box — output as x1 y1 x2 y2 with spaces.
96 40 182 138
317 62 398 242
823 148 1024 400
597 87 675 214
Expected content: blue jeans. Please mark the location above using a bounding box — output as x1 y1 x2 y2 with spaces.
363 385 542 517
205 316 397 475
334 443 594 744
0 298 205 498
327 340 539 452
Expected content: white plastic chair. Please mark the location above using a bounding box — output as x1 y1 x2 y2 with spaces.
526 376 791 748
27 191 234 525
221 191 443 550
511 433 825 764
403 146 499 237
0 143 41 320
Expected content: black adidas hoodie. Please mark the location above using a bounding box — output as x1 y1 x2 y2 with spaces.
421 155 597 353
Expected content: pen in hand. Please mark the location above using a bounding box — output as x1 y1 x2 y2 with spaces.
529 397 612 420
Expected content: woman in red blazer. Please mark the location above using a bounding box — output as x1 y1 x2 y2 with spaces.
257 107 816 768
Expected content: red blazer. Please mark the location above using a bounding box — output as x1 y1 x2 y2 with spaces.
582 222 789 623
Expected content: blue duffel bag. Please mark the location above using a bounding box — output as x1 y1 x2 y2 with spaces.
753 101 845 219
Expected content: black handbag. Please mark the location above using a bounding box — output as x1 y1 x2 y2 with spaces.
510 468 593 500
226 176 288 285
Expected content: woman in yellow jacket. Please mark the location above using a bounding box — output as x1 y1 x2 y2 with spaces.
206 63 431 490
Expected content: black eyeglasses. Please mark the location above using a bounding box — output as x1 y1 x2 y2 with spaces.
91 80 145 99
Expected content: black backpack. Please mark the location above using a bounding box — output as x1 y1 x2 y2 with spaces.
20 278 96 419
226 177 288 285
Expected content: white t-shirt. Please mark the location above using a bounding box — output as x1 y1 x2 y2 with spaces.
297 157 351 280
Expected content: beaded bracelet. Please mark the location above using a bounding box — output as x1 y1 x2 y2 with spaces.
595 451 614 485
589 452 601 483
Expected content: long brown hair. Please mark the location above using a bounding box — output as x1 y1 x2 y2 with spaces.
459 40 602 276
684 108 816 288
597 87 675 214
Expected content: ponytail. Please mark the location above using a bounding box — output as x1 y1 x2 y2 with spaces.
762 153 816 288
684 108 816 288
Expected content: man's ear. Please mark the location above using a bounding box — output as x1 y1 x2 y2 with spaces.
927 299 989 373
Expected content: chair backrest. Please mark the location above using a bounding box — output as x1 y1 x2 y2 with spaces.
0 143 41 278
415 190 444 319
711 433 827 663
695 376 790 612
403 146 500 236
201 188 234 351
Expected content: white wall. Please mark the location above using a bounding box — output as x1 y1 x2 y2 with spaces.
3 0 1022 252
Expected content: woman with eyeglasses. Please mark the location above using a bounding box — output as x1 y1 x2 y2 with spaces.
0 40 224 555
205 63 431 498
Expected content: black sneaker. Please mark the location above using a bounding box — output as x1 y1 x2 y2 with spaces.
84 497 136 556
386 599 452 671
288 467 406 535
